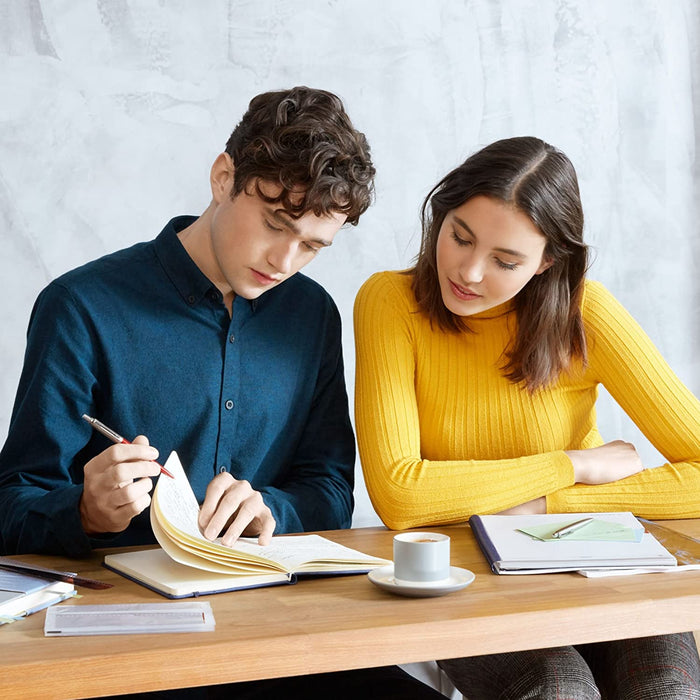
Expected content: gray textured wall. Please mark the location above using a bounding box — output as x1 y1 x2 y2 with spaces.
1 0 698 527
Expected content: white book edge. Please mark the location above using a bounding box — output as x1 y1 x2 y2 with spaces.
0 580 75 622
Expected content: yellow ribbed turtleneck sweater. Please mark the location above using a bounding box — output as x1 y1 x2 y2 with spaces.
354 271 700 530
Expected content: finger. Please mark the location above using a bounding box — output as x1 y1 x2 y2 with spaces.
220 501 260 547
109 493 153 530
111 477 154 507
107 442 160 466
204 485 250 541
220 490 269 547
129 491 152 517
113 438 160 487
198 473 235 531
85 444 159 491
83 443 131 477
112 460 162 488
257 512 276 546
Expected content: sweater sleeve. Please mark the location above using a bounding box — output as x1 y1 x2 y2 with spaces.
547 281 700 519
354 272 573 530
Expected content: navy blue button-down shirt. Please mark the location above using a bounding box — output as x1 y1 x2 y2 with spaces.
0 217 355 556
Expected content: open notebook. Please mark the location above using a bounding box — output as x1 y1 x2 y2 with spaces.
104 451 388 598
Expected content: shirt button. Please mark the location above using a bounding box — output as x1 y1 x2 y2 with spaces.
229 334 235 344
219 465 227 474
225 399 234 410
187 295 196 304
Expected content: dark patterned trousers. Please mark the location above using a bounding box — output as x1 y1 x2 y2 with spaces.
438 632 700 700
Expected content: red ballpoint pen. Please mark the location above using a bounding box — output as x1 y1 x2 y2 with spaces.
82 414 174 478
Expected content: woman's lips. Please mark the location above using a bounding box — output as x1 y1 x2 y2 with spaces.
449 279 481 301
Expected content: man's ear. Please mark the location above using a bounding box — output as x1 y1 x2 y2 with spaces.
535 256 554 275
210 152 235 204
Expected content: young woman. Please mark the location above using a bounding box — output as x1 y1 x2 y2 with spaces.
354 136 700 699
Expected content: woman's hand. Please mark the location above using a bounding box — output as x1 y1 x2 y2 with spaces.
497 496 546 515
566 440 644 485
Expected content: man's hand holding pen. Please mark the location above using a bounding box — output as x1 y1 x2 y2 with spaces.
79 414 276 545
80 435 162 535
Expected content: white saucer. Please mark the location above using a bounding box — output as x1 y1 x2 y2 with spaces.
368 565 475 598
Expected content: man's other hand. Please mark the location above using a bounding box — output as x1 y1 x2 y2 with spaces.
198 473 275 546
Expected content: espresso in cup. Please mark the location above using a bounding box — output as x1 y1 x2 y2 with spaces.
393 532 450 585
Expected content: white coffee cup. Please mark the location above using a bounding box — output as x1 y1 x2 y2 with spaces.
393 532 451 585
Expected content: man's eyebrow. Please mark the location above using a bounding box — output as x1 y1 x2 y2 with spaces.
452 214 527 259
269 208 333 247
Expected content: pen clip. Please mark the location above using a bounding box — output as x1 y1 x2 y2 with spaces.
82 414 124 443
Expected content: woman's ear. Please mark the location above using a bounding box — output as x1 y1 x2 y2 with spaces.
535 256 554 275
210 152 235 203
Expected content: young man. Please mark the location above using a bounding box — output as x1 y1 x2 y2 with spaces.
0 86 370 556
0 87 445 699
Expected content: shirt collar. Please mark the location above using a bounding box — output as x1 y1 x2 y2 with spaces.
154 216 213 307
154 216 260 313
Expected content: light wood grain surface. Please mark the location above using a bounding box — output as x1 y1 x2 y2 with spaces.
2 521 700 699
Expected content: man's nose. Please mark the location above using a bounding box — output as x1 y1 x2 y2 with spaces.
267 240 296 274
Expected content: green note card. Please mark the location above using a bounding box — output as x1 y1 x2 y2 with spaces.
518 519 643 542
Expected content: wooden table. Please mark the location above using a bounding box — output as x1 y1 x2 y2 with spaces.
2 521 700 699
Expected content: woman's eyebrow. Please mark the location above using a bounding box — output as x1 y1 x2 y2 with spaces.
452 215 475 237
452 214 527 259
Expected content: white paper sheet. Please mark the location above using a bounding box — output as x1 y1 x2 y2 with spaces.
44 602 215 635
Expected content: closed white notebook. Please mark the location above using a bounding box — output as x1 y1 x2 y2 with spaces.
469 512 677 574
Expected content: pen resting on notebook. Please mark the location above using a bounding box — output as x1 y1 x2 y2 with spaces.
551 517 595 539
0 557 113 590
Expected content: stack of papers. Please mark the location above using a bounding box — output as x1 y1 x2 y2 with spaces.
579 520 700 577
469 512 678 575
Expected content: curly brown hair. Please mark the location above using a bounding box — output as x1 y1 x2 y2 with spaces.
225 86 375 225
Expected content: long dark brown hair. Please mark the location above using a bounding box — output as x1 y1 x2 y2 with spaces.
225 86 375 225
411 136 589 391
